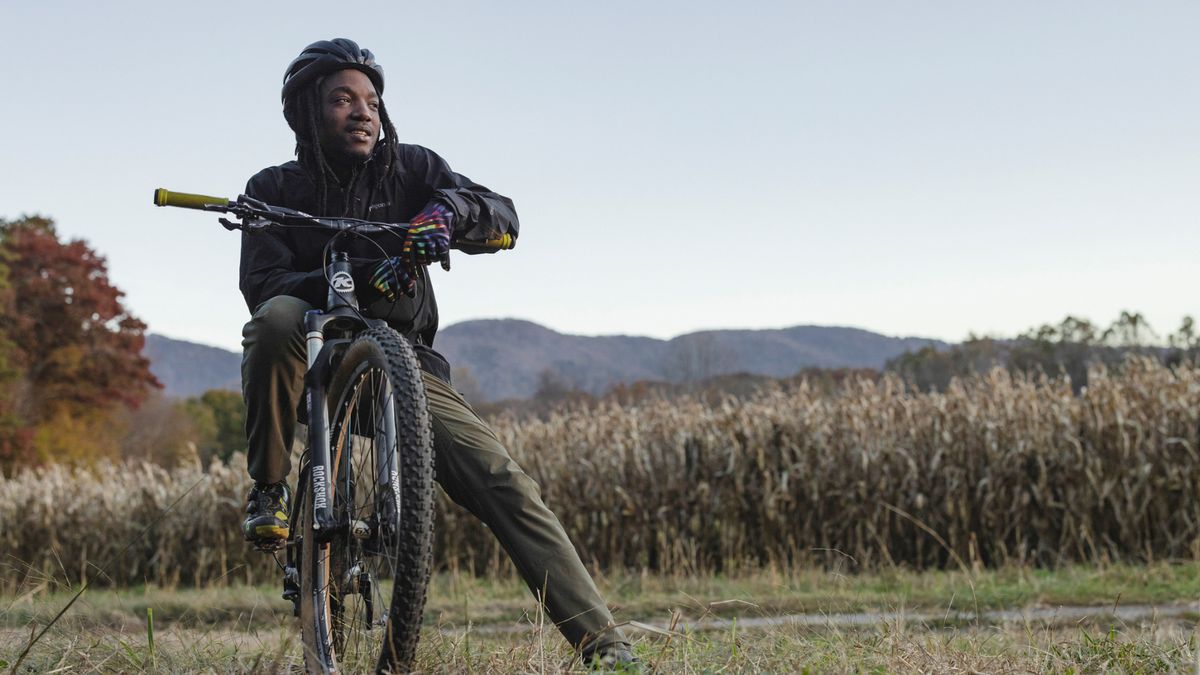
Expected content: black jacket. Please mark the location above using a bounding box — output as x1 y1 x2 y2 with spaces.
239 143 518 379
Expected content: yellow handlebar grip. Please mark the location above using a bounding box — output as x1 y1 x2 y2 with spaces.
481 233 516 250
153 188 231 210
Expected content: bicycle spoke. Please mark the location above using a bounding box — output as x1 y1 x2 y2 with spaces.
324 367 404 670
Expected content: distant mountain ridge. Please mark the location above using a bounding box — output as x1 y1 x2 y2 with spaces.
144 334 242 398
437 320 946 400
144 320 947 400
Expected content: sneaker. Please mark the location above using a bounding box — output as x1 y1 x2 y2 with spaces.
242 482 290 550
582 643 640 671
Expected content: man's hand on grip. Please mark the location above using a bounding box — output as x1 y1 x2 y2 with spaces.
368 257 416 301
404 202 453 270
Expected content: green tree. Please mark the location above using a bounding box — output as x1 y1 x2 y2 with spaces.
1102 310 1158 348
885 338 1006 392
1008 315 1112 389
887 312 1163 393
1168 316 1197 350
1057 315 1099 344
183 389 246 463
1166 315 1198 365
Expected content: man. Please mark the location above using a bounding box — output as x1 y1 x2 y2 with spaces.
238 39 634 666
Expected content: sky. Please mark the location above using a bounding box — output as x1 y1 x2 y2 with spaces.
2 1 1197 352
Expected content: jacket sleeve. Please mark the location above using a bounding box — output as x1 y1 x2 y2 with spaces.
238 169 327 312
409 146 519 254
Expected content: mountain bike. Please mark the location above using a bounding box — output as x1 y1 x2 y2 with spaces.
153 188 513 674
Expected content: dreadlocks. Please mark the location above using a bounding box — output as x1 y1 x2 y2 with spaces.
286 79 400 216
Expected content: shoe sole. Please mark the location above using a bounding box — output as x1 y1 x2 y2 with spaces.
244 524 289 551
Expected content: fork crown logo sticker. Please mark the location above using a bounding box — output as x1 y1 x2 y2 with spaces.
331 270 355 293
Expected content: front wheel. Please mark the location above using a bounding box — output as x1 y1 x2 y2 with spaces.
298 326 435 674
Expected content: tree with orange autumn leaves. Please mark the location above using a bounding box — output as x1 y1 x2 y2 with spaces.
0 216 160 468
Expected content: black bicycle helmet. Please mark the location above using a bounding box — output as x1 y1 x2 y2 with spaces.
281 38 384 103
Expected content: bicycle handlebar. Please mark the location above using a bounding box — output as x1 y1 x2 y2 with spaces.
153 188 231 210
152 187 516 251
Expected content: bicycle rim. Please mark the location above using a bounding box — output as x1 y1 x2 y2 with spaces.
299 327 435 674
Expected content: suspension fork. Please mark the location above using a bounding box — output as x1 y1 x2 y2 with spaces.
378 389 401 528
306 251 360 536
305 311 335 534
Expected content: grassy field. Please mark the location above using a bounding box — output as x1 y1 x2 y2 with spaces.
3 563 1199 672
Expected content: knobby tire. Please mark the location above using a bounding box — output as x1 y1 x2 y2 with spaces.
298 326 435 674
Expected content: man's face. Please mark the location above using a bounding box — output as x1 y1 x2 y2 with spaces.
318 69 382 163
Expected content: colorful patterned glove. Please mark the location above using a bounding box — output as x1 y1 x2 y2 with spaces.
368 257 416 301
404 202 454 270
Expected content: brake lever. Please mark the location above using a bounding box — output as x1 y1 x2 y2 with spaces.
219 205 275 232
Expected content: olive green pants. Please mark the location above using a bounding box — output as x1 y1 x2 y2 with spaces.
242 295 625 651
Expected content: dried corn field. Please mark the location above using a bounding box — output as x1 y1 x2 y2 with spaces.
2 358 1197 588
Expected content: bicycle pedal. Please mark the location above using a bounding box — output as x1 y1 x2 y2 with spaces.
252 537 288 552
